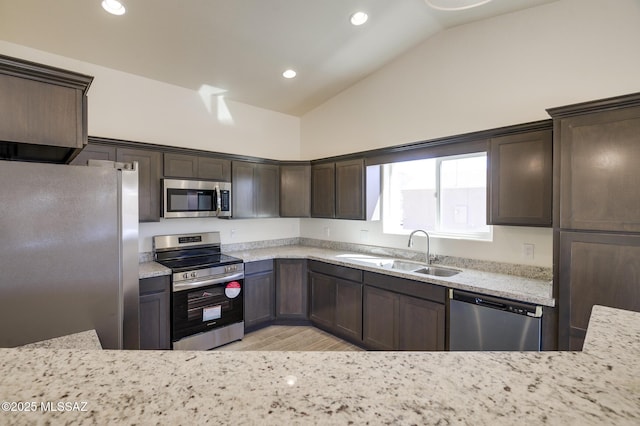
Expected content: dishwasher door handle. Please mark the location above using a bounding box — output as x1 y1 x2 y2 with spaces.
474 297 507 310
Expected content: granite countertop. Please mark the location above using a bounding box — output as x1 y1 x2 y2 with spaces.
19 330 102 350
139 260 171 279
226 245 554 307
1 305 638 425
138 244 553 306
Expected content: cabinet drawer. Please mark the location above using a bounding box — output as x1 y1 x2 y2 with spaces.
139 276 169 295
308 260 363 282
245 259 274 275
363 271 445 304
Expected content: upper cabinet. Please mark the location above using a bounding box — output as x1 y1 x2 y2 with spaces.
311 158 365 220
548 95 640 232
280 164 311 217
487 124 553 227
0 54 93 163
72 140 162 222
232 161 280 218
163 153 231 181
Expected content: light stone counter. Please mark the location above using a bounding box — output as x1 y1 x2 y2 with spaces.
138 261 171 279
227 245 554 307
0 305 638 425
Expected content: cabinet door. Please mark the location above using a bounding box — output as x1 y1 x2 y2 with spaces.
280 165 311 217
163 153 198 178
488 129 552 226
311 163 335 218
397 294 445 351
232 161 256 218
558 231 640 350
255 163 280 218
0 73 85 149
244 270 275 330
363 286 396 350
116 148 162 222
198 157 231 181
275 260 308 320
309 272 336 330
558 106 640 232
335 279 363 342
70 144 116 165
335 159 365 220
139 276 170 350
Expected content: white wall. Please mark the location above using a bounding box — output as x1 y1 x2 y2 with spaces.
299 0 640 268
300 0 640 159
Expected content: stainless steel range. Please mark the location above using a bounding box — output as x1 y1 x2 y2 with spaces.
153 232 244 350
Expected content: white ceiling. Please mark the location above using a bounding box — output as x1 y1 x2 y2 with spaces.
0 0 557 116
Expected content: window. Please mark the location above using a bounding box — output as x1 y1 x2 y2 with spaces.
382 152 491 240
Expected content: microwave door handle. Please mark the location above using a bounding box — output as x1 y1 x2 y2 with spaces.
215 184 221 216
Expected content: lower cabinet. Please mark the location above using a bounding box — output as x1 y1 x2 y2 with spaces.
275 259 308 320
309 264 363 343
363 272 445 351
139 276 171 350
244 260 276 331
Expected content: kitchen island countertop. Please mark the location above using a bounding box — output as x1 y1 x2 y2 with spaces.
1 305 638 425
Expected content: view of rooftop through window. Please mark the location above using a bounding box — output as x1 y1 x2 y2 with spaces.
383 152 491 240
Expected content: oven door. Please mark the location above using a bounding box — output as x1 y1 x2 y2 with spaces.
172 279 243 342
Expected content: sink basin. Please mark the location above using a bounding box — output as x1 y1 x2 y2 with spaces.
413 266 461 277
341 255 461 277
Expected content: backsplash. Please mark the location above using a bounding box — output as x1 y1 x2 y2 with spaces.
140 237 552 281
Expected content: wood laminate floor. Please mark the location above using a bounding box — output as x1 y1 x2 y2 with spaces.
215 326 363 351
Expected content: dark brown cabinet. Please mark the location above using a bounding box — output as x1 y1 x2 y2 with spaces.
70 144 116 165
275 259 308 320
311 159 365 220
232 161 280 218
311 163 335 218
548 93 640 350
280 164 311 217
488 126 552 226
554 105 640 232
163 153 231 181
0 54 93 163
335 159 365 219
116 148 162 222
244 260 275 331
363 272 445 351
139 276 171 350
308 261 363 343
558 231 640 350
71 141 162 222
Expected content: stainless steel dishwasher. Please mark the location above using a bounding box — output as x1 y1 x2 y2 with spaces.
449 289 542 351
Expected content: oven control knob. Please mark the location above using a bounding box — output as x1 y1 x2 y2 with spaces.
191 272 197 278
183 273 189 279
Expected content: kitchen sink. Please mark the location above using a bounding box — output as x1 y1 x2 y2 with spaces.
341 255 461 277
413 266 461 277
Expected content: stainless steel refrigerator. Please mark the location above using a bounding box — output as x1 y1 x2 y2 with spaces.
0 159 139 349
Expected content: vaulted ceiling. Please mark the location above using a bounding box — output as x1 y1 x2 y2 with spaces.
0 0 557 115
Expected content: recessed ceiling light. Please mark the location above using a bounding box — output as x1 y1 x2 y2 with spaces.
350 11 368 26
102 0 126 16
282 69 297 79
424 0 492 11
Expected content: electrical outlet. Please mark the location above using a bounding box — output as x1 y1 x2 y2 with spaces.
522 243 535 260
360 229 369 242
323 227 330 237
230 229 236 239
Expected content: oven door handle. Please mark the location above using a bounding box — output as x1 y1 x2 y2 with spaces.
172 272 244 292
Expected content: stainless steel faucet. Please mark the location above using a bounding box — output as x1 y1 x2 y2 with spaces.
408 229 430 264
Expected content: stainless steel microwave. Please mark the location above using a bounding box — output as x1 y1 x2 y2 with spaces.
162 179 232 218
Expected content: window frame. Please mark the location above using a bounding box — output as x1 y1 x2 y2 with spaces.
381 151 492 241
